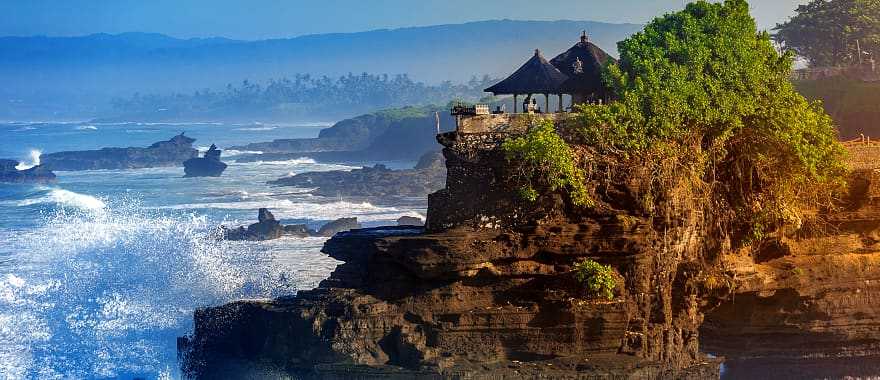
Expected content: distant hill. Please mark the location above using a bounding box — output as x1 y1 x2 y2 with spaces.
0 20 642 120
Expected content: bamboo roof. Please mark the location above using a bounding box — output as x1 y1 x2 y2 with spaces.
485 49 569 95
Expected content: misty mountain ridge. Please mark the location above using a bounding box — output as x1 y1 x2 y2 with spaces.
0 19 642 120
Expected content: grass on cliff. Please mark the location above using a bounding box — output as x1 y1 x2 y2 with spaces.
503 0 847 242
574 259 617 301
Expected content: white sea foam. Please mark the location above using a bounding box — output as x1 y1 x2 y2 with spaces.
14 149 41 170
161 199 423 222
75 125 98 131
18 189 106 211
222 149 264 157
0 197 338 377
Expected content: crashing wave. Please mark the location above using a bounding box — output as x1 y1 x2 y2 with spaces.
17 189 106 211
14 150 42 171
0 196 338 377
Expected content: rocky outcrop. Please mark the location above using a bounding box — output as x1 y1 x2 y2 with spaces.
269 151 446 198
0 159 56 183
700 167 880 378
315 217 362 237
233 107 455 163
180 119 724 378
223 208 362 241
397 216 425 226
183 144 228 177
41 133 198 171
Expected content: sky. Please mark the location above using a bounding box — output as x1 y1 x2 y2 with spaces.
0 0 804 40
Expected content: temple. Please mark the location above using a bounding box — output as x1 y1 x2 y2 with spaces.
482 31 616 114
451 32 616 132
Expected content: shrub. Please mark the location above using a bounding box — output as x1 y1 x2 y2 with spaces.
576 0 847 241
501 119 592 207
574 259 617 300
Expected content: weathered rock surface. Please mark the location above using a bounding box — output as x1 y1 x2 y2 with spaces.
41 133 198 171
0 159 56 183
700 168 880 378
183 144 227 177
181 121 724 378
269 150 446 198
223 208 362 241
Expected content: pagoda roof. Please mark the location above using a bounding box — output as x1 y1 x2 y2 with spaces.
485 49 569 95
550 32 616 95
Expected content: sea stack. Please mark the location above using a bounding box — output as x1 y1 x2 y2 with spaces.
183 144 228 177
0 159 57 183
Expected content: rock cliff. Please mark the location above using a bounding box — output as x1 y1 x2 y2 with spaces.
183 144 228 177
269 151 446 199
180 114 880 379
232 107 455 163
0 159 56 183
700 167 880 379
41 133 198 171
179 118 725 379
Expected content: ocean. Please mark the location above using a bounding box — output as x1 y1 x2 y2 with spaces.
0 121 426 379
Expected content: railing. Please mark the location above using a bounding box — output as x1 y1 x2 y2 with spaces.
451 103 490 116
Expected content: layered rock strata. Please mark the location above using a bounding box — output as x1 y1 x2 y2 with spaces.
701 168 880 379
180 116 724 379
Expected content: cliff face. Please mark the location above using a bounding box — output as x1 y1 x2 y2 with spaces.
42 133 198 171
700 167 880 378
269 151 446 199
179 115 724 378
0 159 56 183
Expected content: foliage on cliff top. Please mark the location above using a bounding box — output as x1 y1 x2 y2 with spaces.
774 0 880 67
502 119 592 207
576 0 846 238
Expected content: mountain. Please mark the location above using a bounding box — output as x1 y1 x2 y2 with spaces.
0 20 642 120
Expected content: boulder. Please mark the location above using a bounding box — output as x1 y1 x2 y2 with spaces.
222 209 361 241
316 217 361 237
183 144 228 177
223 208 284 241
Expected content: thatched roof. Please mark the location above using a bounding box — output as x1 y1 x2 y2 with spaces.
485 49 569 95
550 32 616 96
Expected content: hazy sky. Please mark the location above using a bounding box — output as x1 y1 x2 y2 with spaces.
0 0 804 39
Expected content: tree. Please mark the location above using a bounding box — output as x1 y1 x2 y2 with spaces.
576 0 846 240
774 0 880 67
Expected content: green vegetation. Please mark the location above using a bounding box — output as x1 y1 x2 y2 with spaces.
574 0 847 240
501 119 592 207
774 0 880 67
111 74 497 119
574 259 617 300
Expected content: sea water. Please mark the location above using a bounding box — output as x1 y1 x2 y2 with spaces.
0 122 426 379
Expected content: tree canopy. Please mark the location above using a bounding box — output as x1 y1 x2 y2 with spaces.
774 0 880 67
566 0 847 239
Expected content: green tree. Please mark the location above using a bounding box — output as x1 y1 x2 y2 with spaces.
578 0 846 240
774 0 880 67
